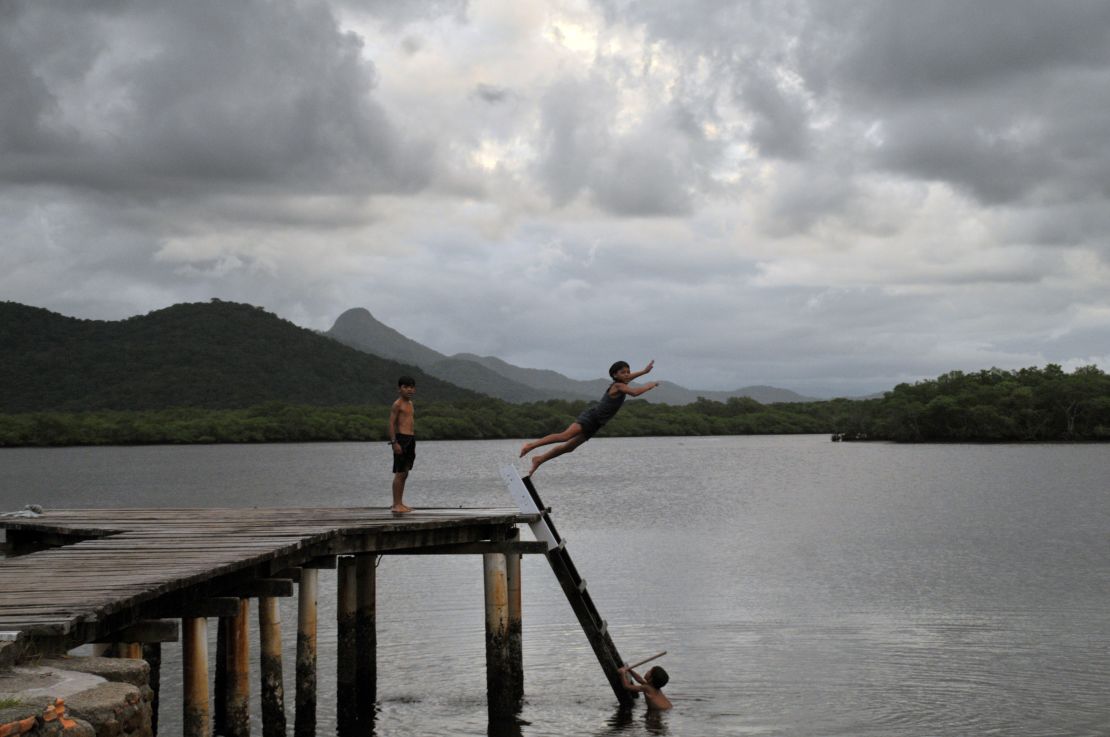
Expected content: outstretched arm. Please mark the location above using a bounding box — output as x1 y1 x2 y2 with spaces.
618 380 660 397
628 360 654 380
618 666 648 693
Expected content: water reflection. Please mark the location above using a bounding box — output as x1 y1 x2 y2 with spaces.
4 437 1110 736
598 705 670 735
487 716 526 737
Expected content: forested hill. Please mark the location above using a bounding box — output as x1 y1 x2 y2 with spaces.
0 300 481 412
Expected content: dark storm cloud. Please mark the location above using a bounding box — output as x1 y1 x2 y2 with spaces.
0 0 432 199
473 83 513 104
594 0 1110 221
536 75 723 216
742 75 810 160
805 2 1110 208
825 2 1110 99
336 0 468 27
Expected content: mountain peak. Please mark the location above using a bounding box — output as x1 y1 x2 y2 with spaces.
327 307 446 370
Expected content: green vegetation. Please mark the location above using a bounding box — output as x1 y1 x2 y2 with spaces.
0 397 842 446
1 295 1107 445
0 300 479 412
3 365 1105 447
845 364 1110 442
0 697 23 709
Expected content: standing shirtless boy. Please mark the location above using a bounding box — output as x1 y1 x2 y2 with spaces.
519 360 659 476
387 376 416 513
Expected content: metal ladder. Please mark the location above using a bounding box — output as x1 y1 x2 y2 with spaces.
500 465 635 706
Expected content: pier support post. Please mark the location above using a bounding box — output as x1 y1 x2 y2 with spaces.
182 617 210 737
226 599 251 737
258 596 286 737
119 642 143 659
336 557 357 737
294 568 318 737
214 618 228 735
484 553 516 720
143 642 162 736
506 552 524 708
355 554 377 731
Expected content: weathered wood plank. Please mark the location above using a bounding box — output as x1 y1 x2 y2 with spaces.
0 507 533 645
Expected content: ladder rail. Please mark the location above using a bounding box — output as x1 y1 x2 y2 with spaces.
500 465 635 706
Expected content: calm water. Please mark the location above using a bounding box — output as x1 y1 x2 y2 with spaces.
2 435 1109 736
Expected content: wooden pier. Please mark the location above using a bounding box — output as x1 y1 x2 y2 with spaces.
1 506 549 735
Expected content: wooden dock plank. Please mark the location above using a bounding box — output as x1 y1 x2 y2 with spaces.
0 507 535 641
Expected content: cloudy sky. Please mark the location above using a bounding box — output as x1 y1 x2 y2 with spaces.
4 0 1110 397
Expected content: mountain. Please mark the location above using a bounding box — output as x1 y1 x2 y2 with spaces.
327 308 819 404
451 353 601 400
326 309 553 403
328 307 446 369
0 300 480 412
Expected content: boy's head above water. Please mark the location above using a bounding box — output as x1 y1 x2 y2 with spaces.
647 666 669 689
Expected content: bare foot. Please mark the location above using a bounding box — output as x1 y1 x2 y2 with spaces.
528 456 542 476
519 442 532 458
391 503 413 513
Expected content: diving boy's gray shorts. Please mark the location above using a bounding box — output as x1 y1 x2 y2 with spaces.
575 408 603 438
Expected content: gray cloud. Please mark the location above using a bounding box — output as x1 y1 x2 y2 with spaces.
336 0 468 27
2 0 1110 397
0 0 432 198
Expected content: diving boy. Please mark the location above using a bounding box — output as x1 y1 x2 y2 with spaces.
519 360 659 476
387 376 416 513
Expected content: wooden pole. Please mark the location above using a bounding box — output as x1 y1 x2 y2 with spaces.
182 617 210 737
143 642 162 737
258 596 286 737
355 554 377 732
506 552 524 709
484 553 515 721
336 557 357 737
627 651 667 670
214 617 227 736
294 568 318 737
226 599 251 737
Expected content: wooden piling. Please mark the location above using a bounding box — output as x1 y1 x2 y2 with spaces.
336 557 357 737
226 599 251 737
214 618 227 736
182 617 210 737
506 552 524 708
258 596 286 737
355 554 377 731
294 568 318 737
143 642 162 737
484 553 516 720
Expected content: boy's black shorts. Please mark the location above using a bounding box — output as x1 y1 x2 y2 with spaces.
392 434 415 473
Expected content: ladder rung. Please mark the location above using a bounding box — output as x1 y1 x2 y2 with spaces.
577 578 587 592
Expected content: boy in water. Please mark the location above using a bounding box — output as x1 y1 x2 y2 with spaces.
618 664 673 711
519 360 659 476
387 376 416 513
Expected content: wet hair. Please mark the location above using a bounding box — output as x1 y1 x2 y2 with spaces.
397 375 416 387
608 361 630 379
647 666 669 689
